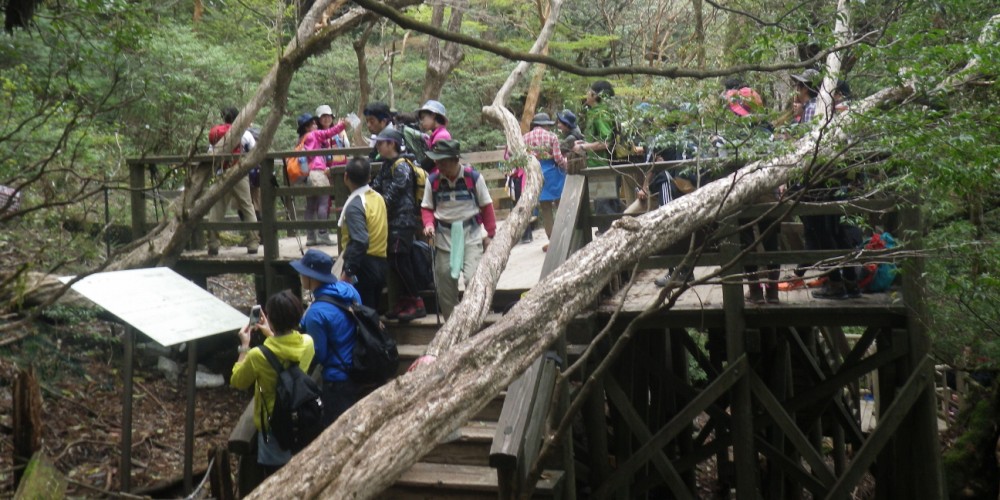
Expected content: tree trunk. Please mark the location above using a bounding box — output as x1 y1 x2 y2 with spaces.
421 0 465 102
354 22 376 146
518 0 550 132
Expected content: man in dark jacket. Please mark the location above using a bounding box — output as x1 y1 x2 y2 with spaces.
370 128 426 321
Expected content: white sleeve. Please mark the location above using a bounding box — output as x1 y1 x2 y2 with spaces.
242 130 256 151
474 174 493 207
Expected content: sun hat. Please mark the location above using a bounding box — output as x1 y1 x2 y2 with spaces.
296 113 315 135
290 249 337 283
425 139 462 161
417 100 448 124
790 69 821 89
315 104 334 117
530 112 556 126
556 109 578 129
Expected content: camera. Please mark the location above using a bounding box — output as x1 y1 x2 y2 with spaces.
249 305 262 325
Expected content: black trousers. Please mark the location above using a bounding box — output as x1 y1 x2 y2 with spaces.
354 255 388 311
320 379 359 429
388 231 419 297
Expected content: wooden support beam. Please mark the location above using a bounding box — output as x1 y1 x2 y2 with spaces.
755 438 827 497
749 373 836 488
208 446 235 500
823 357 934 500
12 366 42 488
595 355 748 496
603 376 695 500
261 158 278 298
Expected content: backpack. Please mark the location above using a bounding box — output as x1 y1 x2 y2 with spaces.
863 232 899 292
285 137 309 185
411 239 435 291
257 345 325 453
315 296 399 385
401 125 429 165
428 166 484 224
391 157 428 205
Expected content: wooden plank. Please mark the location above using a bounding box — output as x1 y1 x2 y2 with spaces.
596 355 748 495
748 373 836 488
13 452 66 500
602 376 695 500
519 358 559 487
823 357 934 500
129 164 147 239
540 175 587 278
785 347 902 414
462 149 506 165
227 402 255 455
489 358 541 470
754 438 827 497
395 462 562 493
207 446 235 500
261 158 278 298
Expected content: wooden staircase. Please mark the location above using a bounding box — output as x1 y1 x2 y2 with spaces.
381 315 566 499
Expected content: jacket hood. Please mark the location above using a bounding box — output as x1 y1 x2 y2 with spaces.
313 281 359 302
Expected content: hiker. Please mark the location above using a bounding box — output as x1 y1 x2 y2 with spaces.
363 101 396 161
370 128 427 322
207 106 260 256
791 69 820 124
556 109 584 157
292 249 362 427
517 112 567 250
300 108 347 246
420 140 496 319
573 80 621 234
338 157 389 311
230 290 314 476
417 100 451 172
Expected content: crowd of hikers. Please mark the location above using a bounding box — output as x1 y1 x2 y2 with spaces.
212 69 898 479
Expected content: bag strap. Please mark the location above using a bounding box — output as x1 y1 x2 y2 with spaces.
257 344 287 375
256 344 286 439
313 295 358 373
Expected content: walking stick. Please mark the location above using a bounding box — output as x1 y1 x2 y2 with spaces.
428 236 442 326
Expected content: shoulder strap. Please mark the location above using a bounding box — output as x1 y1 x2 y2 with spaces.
313 295 355 372
257 344 287 374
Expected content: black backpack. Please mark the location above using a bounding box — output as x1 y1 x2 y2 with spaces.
411 239 435 292
258 345 325 453
315 296 399 385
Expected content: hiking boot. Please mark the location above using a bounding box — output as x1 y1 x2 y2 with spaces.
317 233 334 246
385 296 408 320
745 285 765 305
398 297 427 323
845 280 863 299
765 284 780 304
654 268 694 287
520 233 533 244
246 243 259 255
812 281 848 300
777 276 805 292
806 276 828 288
207 246 220 256
306 231 318 246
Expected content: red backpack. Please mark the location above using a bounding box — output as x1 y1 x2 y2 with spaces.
208 124 242 169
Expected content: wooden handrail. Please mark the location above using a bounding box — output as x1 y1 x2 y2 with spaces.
489 174 592 497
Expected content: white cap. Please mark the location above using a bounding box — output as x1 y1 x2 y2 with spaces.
315 104 333 117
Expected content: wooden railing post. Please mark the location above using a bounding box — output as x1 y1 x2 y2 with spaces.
718 216 759 499
261 158 278 298
128 163 147 240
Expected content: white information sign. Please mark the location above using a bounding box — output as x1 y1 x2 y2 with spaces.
60 268 249 346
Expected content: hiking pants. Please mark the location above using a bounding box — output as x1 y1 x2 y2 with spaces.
305 170 331 239
433 241 484 319
388 232 419 298
354 254 388 312
209 173 259 250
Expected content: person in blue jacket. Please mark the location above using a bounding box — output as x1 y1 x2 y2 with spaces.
291 248 362 427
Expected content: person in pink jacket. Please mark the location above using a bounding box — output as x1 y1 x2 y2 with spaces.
301 109 347 246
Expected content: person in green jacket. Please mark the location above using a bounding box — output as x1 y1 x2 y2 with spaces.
573 80 622 233
231 290 315 476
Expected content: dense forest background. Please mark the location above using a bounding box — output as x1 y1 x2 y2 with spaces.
0 0 998 495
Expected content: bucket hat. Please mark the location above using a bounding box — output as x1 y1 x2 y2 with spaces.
530 112 556 126
375 127 404 144
425 139 462 161
556 109 578 129
290 249 337 283
418 100 448 124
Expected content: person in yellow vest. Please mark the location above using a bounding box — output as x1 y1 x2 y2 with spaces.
338 157 388 310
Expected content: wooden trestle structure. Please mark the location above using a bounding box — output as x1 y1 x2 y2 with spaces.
127 149 944 499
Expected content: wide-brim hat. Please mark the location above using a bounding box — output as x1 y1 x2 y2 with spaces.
530 112 556 126
290 249 337 283
425 139 462 161
791 69 821 89
556 109 578 129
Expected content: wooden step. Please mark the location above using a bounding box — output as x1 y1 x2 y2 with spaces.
422 421 497 467
384 462 564 499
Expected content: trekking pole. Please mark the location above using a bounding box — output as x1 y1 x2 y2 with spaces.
429 238 442 326
279 160 305 255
